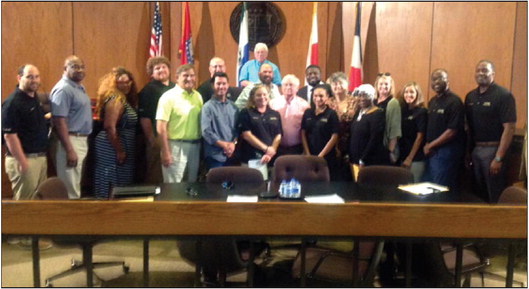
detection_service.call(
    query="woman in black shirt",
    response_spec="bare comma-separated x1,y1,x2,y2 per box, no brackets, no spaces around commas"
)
398,81,427,182
301,84,340,179
349,84,388,180
237,84,282,165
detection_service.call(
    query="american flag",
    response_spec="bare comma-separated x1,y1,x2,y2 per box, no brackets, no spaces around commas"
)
149,2,162,58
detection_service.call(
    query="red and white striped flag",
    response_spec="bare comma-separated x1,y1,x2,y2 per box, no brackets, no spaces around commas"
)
149,2,162,58
179,2,194,64
348,2,362,92
306,2,319,68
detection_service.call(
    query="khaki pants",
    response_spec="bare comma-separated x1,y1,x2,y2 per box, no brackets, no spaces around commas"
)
162,140,200,183
5,155,47,200
56,135,88,199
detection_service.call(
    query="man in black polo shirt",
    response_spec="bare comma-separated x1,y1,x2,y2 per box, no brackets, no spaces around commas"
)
423,69,465,190
465,60,516,203
138,56,175,184
2,64,49,200
196,57,242,103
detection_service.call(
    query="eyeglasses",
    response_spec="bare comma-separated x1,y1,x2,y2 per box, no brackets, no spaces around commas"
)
116,80,132,85
377,72,391,77
68,64,85,70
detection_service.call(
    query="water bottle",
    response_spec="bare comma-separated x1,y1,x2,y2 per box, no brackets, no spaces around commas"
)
291,178,300,198
279,179,287,198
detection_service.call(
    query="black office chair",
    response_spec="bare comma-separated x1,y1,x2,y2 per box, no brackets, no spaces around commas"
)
272,155,330,183
177,167,263,287
36,177,129,287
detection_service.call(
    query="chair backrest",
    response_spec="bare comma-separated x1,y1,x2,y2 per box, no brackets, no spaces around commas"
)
357,165,413,189
273,155,330,183
35,177,69,200
206,166,264,184
498,185,528,204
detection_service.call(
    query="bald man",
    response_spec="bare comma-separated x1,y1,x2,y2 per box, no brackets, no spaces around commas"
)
51,55,92,199
234,63,282,109
196,57,242,103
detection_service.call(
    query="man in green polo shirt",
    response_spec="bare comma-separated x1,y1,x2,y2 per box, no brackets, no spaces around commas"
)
156,64,203,183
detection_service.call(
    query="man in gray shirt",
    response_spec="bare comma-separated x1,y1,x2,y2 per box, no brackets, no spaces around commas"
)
51,55,92,199
201,72,239,169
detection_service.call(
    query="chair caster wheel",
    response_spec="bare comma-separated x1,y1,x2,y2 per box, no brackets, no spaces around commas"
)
44,280,53,287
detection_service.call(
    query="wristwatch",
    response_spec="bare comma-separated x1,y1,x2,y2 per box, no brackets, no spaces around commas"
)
494,156,503,162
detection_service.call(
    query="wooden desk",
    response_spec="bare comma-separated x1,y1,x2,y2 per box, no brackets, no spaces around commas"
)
2,182,527,287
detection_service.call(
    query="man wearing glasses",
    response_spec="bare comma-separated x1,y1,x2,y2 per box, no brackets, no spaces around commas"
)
51,55,92,199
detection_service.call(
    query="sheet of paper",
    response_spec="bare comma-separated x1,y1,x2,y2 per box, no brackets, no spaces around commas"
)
248,159,268,180
304,194,345,204
398,182,449,195
116,196,155,202
227,195,258,203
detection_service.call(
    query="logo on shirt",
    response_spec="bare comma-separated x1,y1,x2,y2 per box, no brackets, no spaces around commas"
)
436,109,444,114
407,116,414,120
483,102,491,107
269,116,278,121
320,118,328,123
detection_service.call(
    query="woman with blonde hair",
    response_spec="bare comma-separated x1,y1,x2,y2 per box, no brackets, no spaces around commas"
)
93,67,138,198
237,84,282,166
374,72,401,164
398,81,427,182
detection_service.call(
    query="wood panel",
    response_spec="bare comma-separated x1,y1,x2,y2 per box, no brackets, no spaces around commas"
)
72,2,153,99
1,2,73,100
511,2,527,130
3,200,526,239
430,2,517,102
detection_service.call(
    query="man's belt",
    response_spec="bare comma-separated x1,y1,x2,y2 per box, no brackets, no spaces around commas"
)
475,141,500,147
69,132,90,137
172,139,201,144
6,152,47,158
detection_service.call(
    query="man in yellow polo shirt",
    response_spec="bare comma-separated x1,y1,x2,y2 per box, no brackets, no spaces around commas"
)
156,64,203,183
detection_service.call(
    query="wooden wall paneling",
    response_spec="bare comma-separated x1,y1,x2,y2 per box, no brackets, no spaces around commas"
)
169,2,181,83
1,2,73,101
511,2,527,130
430,2,517,102
272,2,314,84
1,2,73,199
72,2,152,99
368,2,433,99
324,2,344,79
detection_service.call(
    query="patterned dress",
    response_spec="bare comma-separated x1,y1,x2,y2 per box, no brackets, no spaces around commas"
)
94,96,138,198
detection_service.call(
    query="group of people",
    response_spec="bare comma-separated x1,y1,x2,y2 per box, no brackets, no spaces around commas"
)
2,41,516,205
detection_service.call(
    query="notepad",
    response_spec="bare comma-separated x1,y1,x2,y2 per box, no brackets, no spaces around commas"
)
227,195,258,203
398,182,448,195
304,194,345,204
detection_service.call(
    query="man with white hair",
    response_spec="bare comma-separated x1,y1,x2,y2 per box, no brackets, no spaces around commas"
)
269,74,310,156
197,57,242,103
238,42,282,87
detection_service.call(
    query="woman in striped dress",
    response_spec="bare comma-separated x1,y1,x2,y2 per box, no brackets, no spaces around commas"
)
94,67,138,199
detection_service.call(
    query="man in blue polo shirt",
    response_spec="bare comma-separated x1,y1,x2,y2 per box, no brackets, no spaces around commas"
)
2,64,49,200
51,55,92,199
238,42,282,87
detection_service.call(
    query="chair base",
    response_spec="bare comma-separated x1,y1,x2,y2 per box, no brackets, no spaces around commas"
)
44,259,129,287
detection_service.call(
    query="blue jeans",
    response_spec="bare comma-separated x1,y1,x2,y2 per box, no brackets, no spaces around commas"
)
205,157,227,170
424,142,464,191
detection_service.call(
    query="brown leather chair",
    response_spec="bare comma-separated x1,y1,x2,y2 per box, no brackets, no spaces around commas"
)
178,166,262,286
206,166,264,184
36,177,128,287
498,185,527,204
272,155,330,183
357,165,414,189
